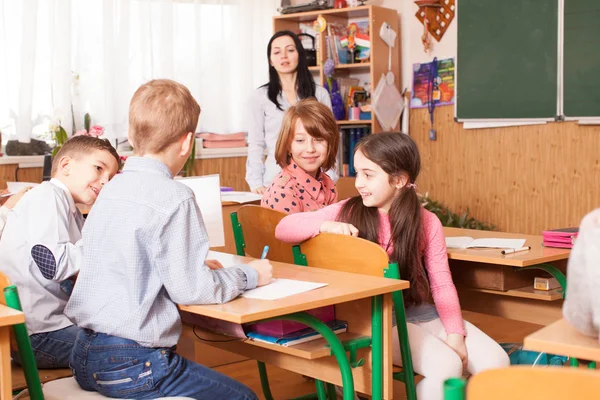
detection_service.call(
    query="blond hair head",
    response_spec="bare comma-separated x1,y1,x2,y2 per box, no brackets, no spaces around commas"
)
128,79,200,154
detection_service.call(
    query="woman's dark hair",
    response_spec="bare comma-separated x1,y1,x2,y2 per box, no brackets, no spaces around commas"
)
262,30,316,111
337,132,428,306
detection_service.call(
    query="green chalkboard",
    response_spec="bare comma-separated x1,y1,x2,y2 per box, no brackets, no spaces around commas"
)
563,0,600,118
457,0,558,119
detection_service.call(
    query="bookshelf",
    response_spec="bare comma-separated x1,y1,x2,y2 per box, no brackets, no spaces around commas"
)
273,5,400,179
273,5,401,134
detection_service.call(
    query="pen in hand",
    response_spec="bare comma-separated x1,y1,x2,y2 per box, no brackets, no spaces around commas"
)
501,246,531,255
261,245,269,260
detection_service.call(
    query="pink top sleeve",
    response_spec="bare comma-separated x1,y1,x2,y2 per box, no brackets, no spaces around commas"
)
275,201,346,243
421,210,466,336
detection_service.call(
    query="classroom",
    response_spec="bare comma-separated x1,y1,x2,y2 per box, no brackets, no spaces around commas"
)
0,0,599,399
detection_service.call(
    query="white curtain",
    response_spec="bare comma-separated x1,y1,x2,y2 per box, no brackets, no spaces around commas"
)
0,0,278,143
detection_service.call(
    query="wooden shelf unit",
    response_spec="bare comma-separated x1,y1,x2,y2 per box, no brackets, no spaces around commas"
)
273,5,401,134
460,285,563,302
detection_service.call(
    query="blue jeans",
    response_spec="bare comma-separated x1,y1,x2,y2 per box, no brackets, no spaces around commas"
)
70,329,258,400
13,324,79,369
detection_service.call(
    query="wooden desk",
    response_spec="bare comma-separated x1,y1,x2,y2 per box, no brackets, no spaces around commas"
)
179,251,409,400
524,319,600,362
444,227,571,267
0,304,25,400
444,228,571,325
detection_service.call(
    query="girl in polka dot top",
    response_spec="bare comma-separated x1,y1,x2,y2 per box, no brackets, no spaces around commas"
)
261,98,339,214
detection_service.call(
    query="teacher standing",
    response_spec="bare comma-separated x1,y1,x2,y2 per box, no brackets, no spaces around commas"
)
246,30,335,194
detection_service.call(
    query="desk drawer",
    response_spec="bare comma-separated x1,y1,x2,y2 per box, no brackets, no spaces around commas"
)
449,261,539,291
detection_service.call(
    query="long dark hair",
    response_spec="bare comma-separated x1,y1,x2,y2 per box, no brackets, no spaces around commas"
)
261,30,316,111
337,132,428,305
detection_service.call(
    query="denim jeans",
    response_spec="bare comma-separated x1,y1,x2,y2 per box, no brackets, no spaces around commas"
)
70,329,258,400
13,324,79,369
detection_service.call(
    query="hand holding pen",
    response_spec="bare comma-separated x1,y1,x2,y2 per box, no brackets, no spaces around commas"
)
248,245,273,287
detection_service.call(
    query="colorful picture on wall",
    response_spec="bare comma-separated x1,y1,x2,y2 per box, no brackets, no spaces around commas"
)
411,57,455,108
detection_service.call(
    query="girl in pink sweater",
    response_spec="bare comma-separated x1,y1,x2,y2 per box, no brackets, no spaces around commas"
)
276,132,508,400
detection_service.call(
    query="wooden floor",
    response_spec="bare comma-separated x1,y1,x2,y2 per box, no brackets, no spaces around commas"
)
214,311,544,400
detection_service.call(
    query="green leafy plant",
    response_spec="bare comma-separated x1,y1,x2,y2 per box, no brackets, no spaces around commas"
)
419,193,495,231
50,122,68,157
183,135,197,177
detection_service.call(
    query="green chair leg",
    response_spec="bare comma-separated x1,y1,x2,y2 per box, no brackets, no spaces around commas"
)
444,377,466,400
325,382,337,399
256,361,275,400
267,312,355,400
385,263,417,400
4,285,45,400
315,380,328,400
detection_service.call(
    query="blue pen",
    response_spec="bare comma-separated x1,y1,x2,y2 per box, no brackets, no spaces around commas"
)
261,245,269,260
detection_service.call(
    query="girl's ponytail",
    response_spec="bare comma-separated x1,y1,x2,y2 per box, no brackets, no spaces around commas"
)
389,185,428,305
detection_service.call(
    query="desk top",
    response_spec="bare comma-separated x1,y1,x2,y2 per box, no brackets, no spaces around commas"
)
443,227,571,267
178,251,409,324
524,319,600,362
0,304,25,327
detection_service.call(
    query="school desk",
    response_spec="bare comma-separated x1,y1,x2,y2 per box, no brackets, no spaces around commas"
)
0,304,25,400
524,319,600,363
179,251,409,400
444,227,571,325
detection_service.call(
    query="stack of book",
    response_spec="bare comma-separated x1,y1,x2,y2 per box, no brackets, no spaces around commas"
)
246,320,348,347
542,227,579,249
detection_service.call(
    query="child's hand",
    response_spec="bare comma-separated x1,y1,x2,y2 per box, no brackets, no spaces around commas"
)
319,221,359,237
251,186,266,195
446,334,468,372
205,259,224,270
248,259,273,287
1,187,31,209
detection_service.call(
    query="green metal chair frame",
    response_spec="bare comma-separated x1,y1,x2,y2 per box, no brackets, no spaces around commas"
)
231,211,353,400
4,285,45,400
292,244,417,400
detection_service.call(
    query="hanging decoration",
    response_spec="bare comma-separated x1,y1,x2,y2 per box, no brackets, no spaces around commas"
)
414,0,455,51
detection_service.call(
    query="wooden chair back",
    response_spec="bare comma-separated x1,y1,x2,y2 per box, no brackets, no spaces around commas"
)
296,233,390,277
0,271,9,305
462,366,600,399
233,205,295,263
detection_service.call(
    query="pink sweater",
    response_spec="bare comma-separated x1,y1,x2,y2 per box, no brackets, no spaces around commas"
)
275,200,466,336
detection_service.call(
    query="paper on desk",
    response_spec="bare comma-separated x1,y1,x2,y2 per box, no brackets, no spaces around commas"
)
6,181,39,194
177,175,225,247
221,191,262,204
241,278,328,300
446,237,526,249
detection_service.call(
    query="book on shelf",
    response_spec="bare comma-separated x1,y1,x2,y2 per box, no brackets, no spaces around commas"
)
246,319,348,347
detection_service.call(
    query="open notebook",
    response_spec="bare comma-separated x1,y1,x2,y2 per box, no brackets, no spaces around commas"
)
446,236,526,250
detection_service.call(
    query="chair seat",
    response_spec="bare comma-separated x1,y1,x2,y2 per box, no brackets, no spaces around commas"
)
11,364,72,391
43,376,194,399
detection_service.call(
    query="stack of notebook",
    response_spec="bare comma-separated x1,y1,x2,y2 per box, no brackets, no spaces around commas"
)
198,132,246,148
246,320,347,347
542,227,579,249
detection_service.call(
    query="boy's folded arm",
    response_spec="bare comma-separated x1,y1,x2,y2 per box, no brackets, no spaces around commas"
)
27,193,81,281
